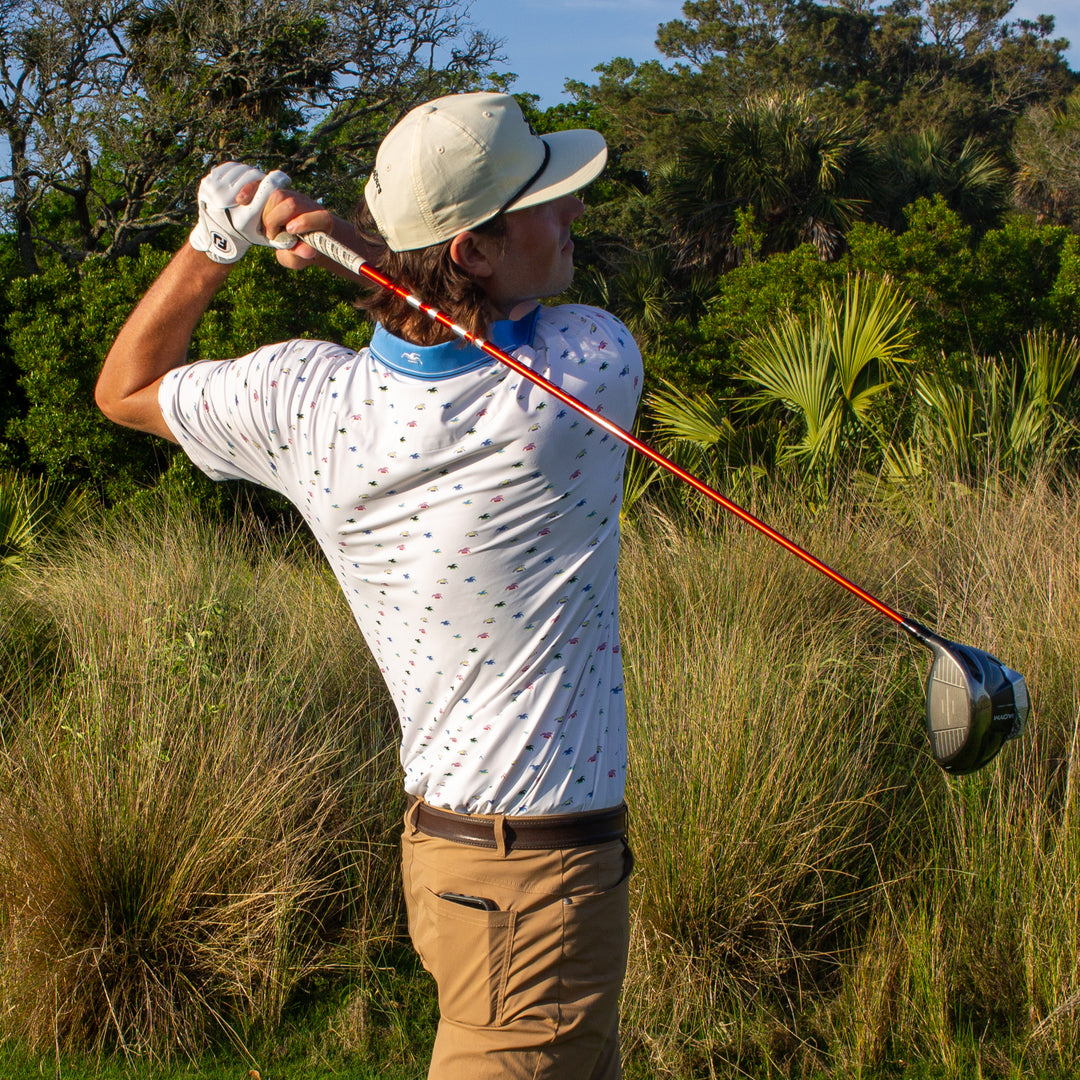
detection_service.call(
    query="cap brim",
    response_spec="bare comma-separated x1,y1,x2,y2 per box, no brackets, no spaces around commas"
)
503,129,608,213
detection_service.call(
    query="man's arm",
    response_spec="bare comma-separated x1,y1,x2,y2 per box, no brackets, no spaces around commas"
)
94,244,231,441
96,174,374,441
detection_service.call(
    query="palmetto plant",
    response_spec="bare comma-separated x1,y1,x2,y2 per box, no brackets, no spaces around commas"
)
1009,331,1080,470
574,252,675,340
737,276,914,485
573,248,721,349
638,377,782,516
0,470,90,570
911,330,1080,481
878,129,1008,231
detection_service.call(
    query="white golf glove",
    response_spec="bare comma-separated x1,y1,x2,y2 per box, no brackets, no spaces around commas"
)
189,162,298,264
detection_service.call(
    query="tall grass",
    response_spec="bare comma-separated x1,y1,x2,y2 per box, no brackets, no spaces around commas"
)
0,501,401,1060
0,474,1077,1076
618,473,1080,1078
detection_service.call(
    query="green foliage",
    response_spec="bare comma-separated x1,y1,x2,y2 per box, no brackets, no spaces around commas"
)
630,211,1080,506
653,92,878,269
0,239,24,469
4,250,370,503
0,469,92,569
1013,86,1080,226
601,204,1080,514
967,220,1079,356
738,275,914,483
5,249,174,502
565,0,1076,288
847,200,1078,362
846,196,978,361
574,0,1077,208
873,129,1010,233
910,330,1080,482
1008,330,1080,471
637,378,779,515
1050,233,1080,324
696,242,845,380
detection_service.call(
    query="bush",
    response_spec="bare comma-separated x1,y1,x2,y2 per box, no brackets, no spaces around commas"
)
4,250,371,503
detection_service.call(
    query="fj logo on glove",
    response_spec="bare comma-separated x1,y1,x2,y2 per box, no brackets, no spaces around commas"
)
188,163,294,265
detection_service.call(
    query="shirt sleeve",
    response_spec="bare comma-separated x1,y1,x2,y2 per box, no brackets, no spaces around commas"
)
158,339,353,492
590,307,644,426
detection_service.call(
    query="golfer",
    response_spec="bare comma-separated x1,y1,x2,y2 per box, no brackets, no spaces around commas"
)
96,92,642,1079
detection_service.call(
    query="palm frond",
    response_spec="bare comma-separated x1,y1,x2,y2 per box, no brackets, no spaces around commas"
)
826,276,914,425
646,379,734,449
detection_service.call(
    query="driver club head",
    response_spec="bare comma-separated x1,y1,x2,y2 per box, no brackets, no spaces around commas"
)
902,620,1029,774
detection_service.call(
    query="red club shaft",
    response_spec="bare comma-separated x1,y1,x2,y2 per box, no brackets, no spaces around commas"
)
303,230,907,628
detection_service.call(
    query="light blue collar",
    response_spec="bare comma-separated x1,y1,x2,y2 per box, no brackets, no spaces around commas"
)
369,306,541,380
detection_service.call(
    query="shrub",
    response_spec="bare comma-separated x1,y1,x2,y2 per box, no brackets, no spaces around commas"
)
4,250,370,504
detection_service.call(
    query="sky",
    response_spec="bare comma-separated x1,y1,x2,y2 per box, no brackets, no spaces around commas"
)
465,0,1080,107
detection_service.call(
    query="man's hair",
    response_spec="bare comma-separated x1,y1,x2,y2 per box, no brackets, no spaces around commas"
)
353,202,506,346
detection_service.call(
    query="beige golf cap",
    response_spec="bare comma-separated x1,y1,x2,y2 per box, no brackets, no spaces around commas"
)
365,92,607,252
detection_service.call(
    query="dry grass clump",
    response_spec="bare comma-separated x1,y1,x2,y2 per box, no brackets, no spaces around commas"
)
0,502,400,1061
619,493,926,1075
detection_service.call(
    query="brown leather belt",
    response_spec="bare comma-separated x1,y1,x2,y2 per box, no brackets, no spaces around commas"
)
406,796,627,851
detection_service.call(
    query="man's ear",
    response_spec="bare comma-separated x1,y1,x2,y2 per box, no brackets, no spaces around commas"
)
450,230,496,279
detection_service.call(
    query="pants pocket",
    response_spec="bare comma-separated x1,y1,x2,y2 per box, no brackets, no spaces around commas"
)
410,887,517,1028
500,846,633,1033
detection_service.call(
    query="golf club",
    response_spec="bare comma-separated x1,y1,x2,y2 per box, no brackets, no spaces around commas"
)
300,228,1029,775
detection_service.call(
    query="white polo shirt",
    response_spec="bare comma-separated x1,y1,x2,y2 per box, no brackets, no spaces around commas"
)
160,304,642,815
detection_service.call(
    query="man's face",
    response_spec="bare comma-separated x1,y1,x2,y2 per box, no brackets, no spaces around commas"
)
471,194,586,321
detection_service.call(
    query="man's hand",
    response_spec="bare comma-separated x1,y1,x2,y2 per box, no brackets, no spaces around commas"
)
189,162,296,264
260,187,336,268
260,187,376,283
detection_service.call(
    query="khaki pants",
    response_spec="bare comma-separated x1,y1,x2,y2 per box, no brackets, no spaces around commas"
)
401,805,633,1080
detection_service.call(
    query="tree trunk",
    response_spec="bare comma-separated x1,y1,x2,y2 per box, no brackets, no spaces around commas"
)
8,131,40,276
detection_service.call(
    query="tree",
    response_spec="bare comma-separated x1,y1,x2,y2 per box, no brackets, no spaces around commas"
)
1012,87,1080,227
572,0,1076,181
653,92,878,269
874,128,1009,232
0,0,502,271
0,0,133,274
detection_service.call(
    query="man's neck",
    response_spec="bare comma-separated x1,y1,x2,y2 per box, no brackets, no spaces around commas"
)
487,299,541,325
